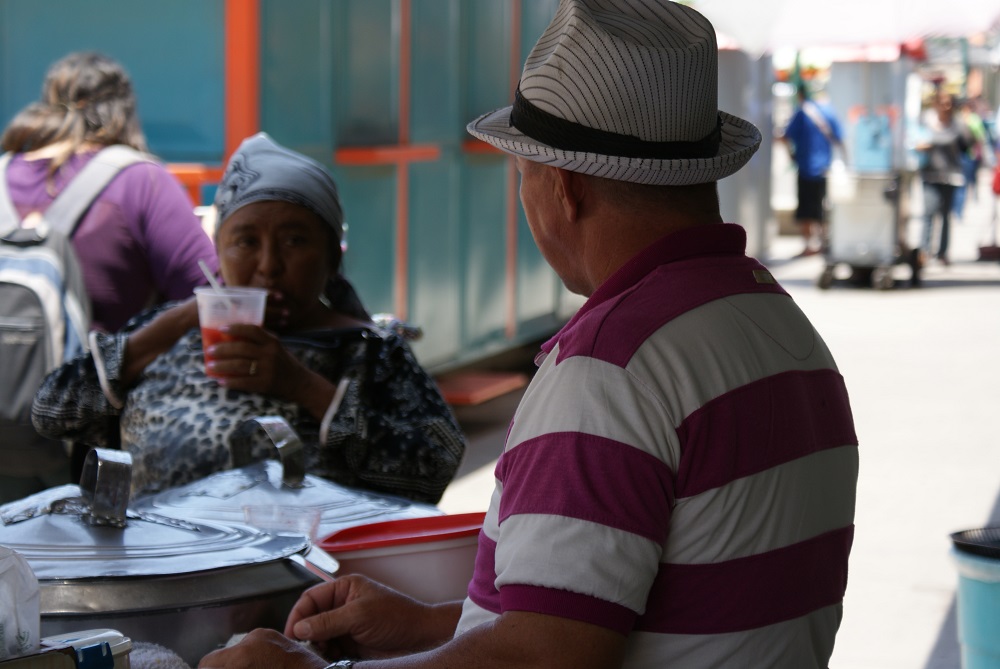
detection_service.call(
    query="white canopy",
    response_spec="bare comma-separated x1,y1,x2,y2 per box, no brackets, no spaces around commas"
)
691,0,1000,54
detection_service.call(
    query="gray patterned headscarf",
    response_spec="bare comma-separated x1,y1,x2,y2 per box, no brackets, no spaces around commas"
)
214,132,344,242
213,132,369,321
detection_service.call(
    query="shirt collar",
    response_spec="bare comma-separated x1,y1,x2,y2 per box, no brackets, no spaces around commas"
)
540,223,747,357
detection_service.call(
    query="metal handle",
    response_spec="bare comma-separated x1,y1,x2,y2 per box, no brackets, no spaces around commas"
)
290,547,339,583
230,416,306,487
79,448,133,527
372,313,423,341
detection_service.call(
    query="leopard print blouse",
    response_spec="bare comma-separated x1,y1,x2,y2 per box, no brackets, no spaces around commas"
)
32,305,466,504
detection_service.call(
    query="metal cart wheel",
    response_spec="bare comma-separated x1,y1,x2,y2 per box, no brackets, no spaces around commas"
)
908,248,922,288
817,266,835,290
872,267,894,291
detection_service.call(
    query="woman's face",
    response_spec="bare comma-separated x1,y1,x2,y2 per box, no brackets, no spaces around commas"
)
216,200,335,331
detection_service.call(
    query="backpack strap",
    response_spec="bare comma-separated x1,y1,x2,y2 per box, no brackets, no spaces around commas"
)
802,101,835,144
44,145,151,237
0,153,23,237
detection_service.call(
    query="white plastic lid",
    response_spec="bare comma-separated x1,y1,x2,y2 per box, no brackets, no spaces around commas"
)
42,629,133,656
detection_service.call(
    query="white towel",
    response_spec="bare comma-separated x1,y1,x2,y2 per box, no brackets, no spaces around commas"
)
130,641,193,669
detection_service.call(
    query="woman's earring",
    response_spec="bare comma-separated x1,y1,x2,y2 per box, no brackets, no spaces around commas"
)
319,294,333,309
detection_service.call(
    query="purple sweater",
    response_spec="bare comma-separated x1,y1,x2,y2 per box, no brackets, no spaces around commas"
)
5,150,218,332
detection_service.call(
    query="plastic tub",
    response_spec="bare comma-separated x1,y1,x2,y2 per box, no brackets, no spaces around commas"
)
951,527,1000,669
319,512,485,603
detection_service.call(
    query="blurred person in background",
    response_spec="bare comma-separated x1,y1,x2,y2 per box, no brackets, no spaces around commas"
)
951,97,988,220
1,51,216,334
780,84,845,257
0,51,216,501
915,90,972,267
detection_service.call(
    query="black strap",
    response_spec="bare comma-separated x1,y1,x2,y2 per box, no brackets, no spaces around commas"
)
509,86,722,160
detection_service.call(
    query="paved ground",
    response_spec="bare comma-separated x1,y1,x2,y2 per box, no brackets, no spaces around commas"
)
437,175,1000,669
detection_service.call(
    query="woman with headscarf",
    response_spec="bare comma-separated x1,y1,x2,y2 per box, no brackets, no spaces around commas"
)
31,133,466,504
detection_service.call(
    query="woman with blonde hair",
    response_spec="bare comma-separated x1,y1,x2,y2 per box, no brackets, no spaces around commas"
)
1,52,216,500
1,51,216,333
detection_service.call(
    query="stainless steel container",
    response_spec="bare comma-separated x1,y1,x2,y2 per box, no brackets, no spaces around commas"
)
134,416,441,539
0,449,331,667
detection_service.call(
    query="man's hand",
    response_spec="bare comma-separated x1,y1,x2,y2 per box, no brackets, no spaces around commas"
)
197,629,327,669
286,575,462,660
198,575,625,669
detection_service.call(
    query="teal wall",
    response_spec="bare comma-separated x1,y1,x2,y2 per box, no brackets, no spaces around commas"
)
0,0,224,162
0,0,569,371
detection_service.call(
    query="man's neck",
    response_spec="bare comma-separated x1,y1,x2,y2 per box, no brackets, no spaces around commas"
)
579,209,721,295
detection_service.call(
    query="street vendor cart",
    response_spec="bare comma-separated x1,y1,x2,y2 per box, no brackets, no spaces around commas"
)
818,169,921,290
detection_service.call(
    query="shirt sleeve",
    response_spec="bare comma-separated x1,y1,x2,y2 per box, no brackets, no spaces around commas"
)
784,109,804,144
123,162,219,301
487,357,675,633
320,331,467,504
31,306,164,445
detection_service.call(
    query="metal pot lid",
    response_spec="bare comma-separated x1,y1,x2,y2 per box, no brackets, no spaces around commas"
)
0,449,309,581
135,416,441,537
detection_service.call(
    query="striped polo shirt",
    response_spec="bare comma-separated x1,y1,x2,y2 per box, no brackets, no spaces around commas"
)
456,223,858,668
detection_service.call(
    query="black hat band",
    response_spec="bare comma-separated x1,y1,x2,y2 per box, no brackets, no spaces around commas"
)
509,86,722,161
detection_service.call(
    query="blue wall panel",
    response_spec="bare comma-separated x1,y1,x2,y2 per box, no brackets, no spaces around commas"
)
459,158,509,351
340,1,397,146
334,167,398,318
261,0,335,163
407,0,463,365
411,0,461,143
410,157,461,364
456,0,516,356
0,0,224,162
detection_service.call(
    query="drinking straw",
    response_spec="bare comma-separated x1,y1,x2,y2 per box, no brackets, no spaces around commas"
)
198,259,223,291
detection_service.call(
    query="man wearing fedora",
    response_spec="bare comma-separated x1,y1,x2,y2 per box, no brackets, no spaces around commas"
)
200,2,859,668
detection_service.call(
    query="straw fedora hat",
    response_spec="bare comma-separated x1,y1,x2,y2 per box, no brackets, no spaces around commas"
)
466,0,762,186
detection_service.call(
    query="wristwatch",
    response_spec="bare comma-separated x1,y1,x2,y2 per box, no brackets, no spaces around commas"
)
324,662,355,669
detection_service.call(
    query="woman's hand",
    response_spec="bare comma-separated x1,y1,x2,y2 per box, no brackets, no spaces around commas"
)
122,298,200,386
204,323,337,420
205,323,300,396
263,290,291,331
285,575,462,661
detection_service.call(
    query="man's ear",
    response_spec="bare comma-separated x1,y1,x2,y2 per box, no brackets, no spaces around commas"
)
554,167,585,224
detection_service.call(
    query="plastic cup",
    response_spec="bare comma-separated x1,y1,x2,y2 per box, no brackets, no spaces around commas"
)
242,505,322,542
194,286,267,378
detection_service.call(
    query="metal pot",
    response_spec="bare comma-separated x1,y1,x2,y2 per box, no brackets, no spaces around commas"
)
134,416,441,538
0,448,333,667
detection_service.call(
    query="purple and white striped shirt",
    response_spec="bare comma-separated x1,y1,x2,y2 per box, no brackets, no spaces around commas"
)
456,223,858,668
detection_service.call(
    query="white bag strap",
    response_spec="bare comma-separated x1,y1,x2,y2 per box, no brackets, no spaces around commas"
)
0,153,22,237
44,145,151,236
802,101,835,143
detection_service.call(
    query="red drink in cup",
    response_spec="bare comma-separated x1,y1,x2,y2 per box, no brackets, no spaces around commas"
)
194,286,267,378
201,327,238,369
